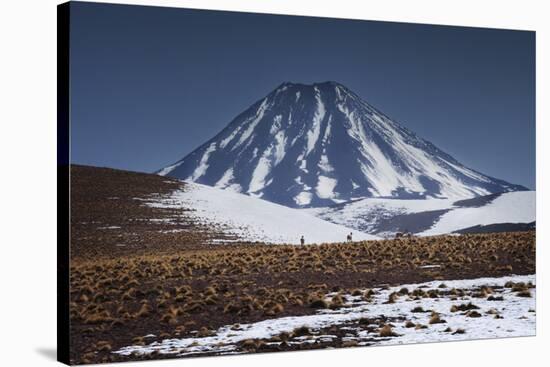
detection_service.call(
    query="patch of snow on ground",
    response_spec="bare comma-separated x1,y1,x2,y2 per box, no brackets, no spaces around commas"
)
421,191,535,235
307,191,535,236
306,197,457,234
114,274,535,357
147,182,378,244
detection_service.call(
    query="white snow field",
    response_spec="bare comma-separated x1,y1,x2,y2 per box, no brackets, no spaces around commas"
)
420,191,535,235
114,274,535,357
146,181,379,244
307,191,535,236
306,196,457,234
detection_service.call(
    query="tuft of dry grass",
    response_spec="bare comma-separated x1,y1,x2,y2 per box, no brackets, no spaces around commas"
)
451,302,479,312
516,290,532,298
398,287,409,295
309,298,328,309
429,312,446,324
411,306,426,313
466,310,482,318
405,320,416,328
292,326,311,337
329,294,345,309
351,289,362,296
96,341,112,352
379,324,398,337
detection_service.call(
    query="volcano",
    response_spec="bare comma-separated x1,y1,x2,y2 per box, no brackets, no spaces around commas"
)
158,81,526,208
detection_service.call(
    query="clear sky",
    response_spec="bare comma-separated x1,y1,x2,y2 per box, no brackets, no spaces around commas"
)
69,1,535,189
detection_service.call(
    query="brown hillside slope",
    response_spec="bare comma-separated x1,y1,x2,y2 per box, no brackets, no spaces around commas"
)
70,165,235,259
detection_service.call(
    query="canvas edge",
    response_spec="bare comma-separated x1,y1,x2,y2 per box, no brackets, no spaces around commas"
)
57,1,71,365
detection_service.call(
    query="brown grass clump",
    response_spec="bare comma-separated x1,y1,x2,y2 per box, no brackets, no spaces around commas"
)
309,298,329,309
364,289,376,297
342,340,359,347
265,303,284,316
351,289,363,296
160,313,176,325
411,288,426,298
473,285,493,298
466,310,482,318
277,331,291,342
427,289,439,298
121,290,134,301
405,320,416,328
329,294,345,309
292,326,311,337
223,302,239,314
496,264,513,272
135,303,152,318
385,292,399,304
185,301,204,313
452,302,479,312
411,306,426,313
197,326,214,337
429,312,446,324
96,341,112,352
204,286,217,296
512,282,528,292
516,290,532,298
84,311,113,325
379,324,398,337
239,338,265,351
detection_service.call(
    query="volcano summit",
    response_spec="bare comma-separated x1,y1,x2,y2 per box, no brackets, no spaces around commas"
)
158,82,526,208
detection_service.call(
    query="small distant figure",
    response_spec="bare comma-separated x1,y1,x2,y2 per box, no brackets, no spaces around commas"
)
395,232,404,239
300,235,305,245
400,229,413,238
347,232,353,242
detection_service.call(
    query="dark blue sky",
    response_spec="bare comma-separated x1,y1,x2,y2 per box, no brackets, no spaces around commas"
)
70,1,535,189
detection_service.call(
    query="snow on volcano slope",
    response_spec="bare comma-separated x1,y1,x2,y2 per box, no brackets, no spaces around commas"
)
147,181,379,244
420,191,535,236
307,191,535,236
